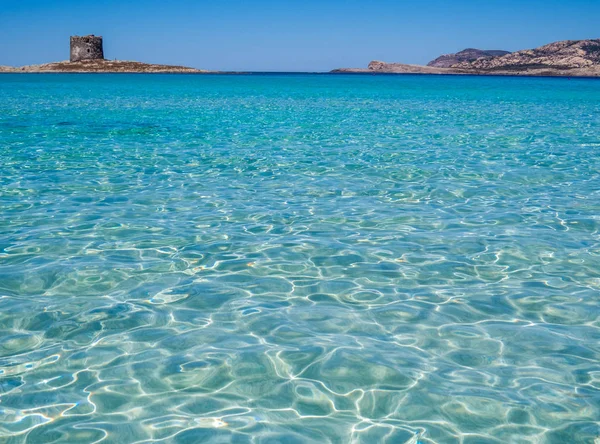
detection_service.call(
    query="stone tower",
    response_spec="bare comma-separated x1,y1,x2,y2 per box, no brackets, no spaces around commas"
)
70,35,104,62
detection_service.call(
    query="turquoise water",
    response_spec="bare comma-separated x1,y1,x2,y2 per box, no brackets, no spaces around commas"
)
1,73,600,443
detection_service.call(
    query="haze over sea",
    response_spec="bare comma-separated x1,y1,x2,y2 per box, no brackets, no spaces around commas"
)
1,73,599,443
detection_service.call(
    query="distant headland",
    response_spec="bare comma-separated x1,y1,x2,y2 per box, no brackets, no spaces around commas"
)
332,39,600,77
0,35,212,73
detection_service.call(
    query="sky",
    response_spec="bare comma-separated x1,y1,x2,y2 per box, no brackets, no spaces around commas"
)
1,0,599,72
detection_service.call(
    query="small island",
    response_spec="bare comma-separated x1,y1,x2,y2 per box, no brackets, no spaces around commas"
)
0,35,212,73
332,39,600,77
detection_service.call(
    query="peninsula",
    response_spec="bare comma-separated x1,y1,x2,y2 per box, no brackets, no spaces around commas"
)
0,35,211,74
332,39,600,77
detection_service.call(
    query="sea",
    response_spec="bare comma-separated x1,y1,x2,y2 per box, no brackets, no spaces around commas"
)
1,73,599,443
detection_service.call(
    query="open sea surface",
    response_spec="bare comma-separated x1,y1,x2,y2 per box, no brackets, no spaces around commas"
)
1,73,600,443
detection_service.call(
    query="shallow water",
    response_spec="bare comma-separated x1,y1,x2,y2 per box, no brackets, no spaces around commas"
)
1,73,599,443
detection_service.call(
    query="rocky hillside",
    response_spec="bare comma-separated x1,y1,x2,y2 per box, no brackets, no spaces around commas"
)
427,48,510,68
452,39,600,71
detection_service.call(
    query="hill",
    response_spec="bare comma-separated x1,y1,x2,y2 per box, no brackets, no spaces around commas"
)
427,48,511,68
452,39,600,71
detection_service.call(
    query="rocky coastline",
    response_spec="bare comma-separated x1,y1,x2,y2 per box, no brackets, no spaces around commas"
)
332,39,600,77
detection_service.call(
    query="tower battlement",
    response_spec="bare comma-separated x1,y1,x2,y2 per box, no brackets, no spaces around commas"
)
70,35,104,62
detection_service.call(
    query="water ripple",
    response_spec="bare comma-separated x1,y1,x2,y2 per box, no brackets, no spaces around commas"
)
1,74,600,443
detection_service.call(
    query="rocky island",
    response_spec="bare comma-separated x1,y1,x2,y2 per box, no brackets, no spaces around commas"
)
0,60,210,74
332,39,600,77
0,35,211,74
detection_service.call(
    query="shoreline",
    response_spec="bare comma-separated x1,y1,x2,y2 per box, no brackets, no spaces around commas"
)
3,38,600,78
0,59,215,74
2,71,600,79
331,65,600,78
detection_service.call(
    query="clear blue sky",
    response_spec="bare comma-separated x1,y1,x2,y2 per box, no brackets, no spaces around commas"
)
1,0,599,71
